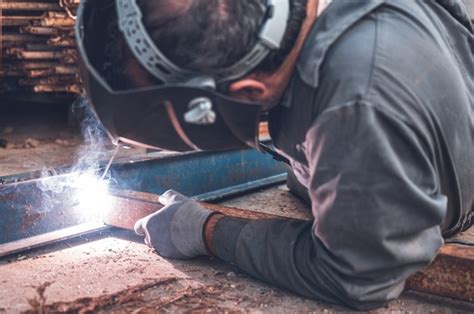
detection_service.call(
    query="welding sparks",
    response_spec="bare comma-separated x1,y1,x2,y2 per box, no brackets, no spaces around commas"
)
72,172,114,221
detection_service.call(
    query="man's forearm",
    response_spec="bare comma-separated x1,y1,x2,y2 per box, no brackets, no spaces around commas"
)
203,208,281,258
201,214,420,311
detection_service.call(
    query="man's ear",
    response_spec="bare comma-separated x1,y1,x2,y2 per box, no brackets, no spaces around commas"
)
228,79,268,102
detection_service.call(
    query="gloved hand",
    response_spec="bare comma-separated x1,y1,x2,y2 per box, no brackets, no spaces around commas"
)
134,190,213,259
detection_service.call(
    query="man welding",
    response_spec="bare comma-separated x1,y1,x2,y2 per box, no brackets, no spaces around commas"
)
75,0,474,310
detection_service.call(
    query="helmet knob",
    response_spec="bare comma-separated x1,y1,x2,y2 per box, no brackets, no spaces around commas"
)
184,97,217,125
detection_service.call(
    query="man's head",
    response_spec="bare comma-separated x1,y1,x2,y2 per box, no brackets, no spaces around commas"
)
103,0,315,107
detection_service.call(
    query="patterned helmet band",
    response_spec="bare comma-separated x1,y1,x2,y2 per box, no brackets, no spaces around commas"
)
116,0,290,84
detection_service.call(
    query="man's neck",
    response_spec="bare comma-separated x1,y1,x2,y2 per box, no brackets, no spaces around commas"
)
257,0,320,107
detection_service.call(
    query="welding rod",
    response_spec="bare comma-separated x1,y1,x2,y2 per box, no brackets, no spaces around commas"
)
101,143,122,180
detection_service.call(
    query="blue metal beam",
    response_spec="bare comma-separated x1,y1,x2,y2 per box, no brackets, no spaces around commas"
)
0,149,286,248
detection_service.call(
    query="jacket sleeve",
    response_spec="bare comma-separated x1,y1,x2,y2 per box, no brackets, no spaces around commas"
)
211,101,447,310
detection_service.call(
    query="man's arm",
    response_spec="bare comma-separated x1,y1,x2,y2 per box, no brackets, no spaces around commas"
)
206,101,446,310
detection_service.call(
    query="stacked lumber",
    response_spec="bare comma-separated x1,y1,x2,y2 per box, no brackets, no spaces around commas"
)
0,0,81,102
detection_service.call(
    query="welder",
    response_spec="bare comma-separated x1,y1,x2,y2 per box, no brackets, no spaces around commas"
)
75,0,474,310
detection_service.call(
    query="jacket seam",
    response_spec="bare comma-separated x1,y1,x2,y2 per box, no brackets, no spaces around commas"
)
363,10,379,101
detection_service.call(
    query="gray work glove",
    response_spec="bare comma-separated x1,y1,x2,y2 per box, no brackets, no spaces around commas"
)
134,190,213,259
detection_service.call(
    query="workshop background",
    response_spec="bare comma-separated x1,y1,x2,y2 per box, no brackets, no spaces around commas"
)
0,0,473,175
0,1,473,313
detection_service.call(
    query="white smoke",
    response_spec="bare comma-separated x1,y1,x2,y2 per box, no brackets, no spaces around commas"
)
72,96,110,175
36,96,117,220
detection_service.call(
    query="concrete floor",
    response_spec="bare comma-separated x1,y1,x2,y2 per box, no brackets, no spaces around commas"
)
0,110,146,177
1,187,473,313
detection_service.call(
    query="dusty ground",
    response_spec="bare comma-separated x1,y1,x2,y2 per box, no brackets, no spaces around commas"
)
0,109,146,177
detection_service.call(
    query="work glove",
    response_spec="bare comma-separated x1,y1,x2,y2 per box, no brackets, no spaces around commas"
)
134,190,212,260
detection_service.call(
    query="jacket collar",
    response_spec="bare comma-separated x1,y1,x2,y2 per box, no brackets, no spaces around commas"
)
296,0,385,89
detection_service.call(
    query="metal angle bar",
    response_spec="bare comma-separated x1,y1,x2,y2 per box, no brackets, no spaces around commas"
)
406,244,474,302
105,189,289,231
0,149,287,252
194,173,287,202
0,222,108,258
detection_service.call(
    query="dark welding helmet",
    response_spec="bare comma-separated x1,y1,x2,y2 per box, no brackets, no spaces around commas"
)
75,0,290,151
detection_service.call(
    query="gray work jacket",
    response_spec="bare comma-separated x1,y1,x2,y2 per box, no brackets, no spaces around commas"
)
213,0,474,310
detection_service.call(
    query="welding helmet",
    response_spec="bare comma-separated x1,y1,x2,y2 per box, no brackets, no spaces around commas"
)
75,0,290,151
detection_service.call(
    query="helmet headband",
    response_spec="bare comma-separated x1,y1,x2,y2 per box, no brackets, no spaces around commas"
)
116,0,290,83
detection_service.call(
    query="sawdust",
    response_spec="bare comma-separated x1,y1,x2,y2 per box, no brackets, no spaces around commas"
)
23,278,179,314
22,277,246,314
131,283,237,313
27,281,53,314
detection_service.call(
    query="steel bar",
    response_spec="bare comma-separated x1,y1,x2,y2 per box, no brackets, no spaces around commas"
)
0,222,107,258
106,190,284,231
106,190,474,303
0,149,287,249
406,245,474,302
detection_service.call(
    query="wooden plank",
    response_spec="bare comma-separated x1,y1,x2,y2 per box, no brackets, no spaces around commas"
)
0,3,61,11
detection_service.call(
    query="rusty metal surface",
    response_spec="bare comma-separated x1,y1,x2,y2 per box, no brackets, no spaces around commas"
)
106,190,288,231
0,148,287,254
0,0,81,100
0,222,107,257
406,244,474,303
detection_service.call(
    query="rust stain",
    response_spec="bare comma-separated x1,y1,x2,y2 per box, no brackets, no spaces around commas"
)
406,244,474,302
20,204,45,232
